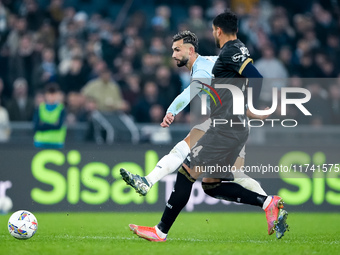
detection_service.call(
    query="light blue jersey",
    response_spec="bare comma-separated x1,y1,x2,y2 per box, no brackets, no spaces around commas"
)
167,55,218,116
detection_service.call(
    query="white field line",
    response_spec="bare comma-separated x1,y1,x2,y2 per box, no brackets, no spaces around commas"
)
0,234,338,245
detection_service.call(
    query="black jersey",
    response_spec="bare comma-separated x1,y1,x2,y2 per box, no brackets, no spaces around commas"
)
211,39,253,132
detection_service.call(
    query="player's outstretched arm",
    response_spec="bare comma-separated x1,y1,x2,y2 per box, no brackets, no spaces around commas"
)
163,69,212,127
163,83,198,127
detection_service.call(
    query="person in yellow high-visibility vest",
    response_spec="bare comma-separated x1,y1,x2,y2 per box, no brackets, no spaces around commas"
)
33,83,66,148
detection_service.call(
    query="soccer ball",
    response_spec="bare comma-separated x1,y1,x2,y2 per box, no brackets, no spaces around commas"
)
8,210,38,239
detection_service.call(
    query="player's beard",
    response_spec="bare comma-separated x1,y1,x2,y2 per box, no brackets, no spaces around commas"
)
176,57,189,67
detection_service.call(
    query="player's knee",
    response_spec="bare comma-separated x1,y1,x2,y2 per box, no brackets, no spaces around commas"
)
233,157,244,170
170,141,190,160
202,182,220,196
167,168,196,207
183,135,190,147
202,177,221,183
178,166,196,183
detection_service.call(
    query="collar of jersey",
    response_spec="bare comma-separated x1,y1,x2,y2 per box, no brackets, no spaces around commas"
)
222,39,239,49
190,54,201,76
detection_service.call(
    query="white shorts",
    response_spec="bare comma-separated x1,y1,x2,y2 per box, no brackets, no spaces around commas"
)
192,118,246,159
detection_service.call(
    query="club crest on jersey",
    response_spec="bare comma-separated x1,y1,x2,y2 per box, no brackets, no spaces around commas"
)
232,47,250,62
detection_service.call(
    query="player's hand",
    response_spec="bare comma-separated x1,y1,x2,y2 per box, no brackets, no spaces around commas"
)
160,113,174,128
246,107,271,120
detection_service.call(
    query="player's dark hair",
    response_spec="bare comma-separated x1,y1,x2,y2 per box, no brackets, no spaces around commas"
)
213,9,238,34
172,31,198,52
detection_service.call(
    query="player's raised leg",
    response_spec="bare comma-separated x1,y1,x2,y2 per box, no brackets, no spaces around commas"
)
120,128,204,196
145,128,204,186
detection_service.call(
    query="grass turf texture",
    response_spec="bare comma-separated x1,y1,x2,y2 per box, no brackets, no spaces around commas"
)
0,212,339,255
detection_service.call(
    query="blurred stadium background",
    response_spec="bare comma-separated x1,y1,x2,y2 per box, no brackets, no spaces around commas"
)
0,0,340,215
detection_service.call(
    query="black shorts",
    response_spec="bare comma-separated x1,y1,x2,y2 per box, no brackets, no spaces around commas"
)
190,128,248,178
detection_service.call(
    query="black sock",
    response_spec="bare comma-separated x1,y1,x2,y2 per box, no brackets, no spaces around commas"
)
202,182,267,207
157,167,195,234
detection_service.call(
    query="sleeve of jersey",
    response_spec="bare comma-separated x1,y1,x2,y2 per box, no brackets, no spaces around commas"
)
242,62,263,108
221,46,253,75
166,69,211,116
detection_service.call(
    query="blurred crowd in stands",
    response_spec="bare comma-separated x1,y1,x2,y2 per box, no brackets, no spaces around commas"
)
0,0,339,137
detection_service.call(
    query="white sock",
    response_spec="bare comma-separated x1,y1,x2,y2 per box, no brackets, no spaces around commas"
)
262,196,272,210
155,225,167,239
145,141,190,186
232,170,267,196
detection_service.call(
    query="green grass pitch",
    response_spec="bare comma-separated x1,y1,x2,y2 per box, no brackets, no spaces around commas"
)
1,212,339,255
